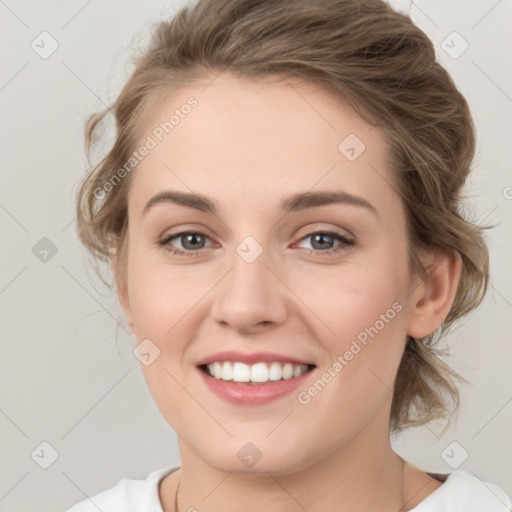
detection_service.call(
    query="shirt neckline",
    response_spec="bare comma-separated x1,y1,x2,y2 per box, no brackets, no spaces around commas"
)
150,466,452,511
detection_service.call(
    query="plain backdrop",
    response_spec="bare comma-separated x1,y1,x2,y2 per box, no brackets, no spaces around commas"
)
0,1,511,511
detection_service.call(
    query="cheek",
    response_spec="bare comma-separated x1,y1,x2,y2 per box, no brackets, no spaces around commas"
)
294,255,408,342
294,255,409,409
127,232,410,353
127,245,200,336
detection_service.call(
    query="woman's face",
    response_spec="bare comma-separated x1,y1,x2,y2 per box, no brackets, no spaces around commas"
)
119,74,423,474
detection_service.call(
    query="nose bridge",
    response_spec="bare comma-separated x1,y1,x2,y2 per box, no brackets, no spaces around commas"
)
210,234,287,331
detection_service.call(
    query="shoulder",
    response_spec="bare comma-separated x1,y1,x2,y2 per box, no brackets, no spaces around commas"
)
65,466,179,512
412,470,512,512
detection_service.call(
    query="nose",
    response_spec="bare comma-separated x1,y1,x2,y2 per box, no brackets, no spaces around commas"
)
209,243,289,334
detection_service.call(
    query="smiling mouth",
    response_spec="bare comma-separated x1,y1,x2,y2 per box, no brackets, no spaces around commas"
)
199,361,316,384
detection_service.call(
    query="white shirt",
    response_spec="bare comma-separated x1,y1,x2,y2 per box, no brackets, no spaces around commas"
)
66,465,512,512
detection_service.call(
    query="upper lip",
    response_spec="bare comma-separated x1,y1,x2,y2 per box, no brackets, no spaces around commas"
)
196,351,315,367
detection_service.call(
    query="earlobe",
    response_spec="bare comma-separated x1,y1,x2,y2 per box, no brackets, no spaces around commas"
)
407,250,462,339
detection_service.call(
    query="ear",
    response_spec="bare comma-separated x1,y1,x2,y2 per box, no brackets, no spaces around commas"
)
407,249,462,339
110,244,134,332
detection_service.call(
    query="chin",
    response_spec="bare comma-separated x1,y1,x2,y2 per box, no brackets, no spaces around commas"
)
190,435,316,476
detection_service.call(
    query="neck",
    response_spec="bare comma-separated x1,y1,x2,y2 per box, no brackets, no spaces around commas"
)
170,418,410,512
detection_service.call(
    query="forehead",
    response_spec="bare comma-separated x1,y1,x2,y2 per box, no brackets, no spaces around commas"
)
130,74,398,216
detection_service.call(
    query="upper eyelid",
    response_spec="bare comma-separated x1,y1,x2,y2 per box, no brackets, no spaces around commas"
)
160,229,215,244
155,216,357,239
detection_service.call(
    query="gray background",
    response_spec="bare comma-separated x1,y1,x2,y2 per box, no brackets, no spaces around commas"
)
0,1,511,511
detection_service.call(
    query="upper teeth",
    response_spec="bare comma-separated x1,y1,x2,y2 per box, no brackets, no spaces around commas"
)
206,362,309,383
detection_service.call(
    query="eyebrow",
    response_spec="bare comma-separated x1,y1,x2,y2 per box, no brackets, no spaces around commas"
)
142,190,378,217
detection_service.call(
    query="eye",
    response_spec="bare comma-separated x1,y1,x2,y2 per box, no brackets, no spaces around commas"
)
157,229,355,258
157,231,214,257
295,230,355,256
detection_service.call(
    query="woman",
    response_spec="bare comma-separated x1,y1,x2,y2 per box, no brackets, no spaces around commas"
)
66,0,511,510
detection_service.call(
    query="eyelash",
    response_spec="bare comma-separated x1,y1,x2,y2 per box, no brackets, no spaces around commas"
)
157,229,355,258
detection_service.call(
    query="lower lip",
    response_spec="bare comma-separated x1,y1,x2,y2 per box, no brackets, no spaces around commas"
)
198,367,314,405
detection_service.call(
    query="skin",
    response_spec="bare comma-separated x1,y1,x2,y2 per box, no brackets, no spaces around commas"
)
113,73,461,511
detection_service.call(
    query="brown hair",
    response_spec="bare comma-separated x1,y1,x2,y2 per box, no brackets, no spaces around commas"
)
76,0,489,432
